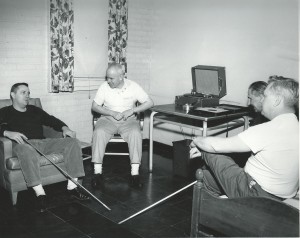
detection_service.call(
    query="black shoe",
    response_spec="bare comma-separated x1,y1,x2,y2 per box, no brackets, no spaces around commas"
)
129,175,143,188
35,195,47,213
91,174,104,189
68,188,90,201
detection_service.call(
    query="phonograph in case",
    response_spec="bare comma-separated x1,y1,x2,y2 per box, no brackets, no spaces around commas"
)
175,65,226,108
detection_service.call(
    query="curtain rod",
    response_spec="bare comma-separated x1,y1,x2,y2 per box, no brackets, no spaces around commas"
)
74,76,105,79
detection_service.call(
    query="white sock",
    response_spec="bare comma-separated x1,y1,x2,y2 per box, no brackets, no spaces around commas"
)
32,184,46,197
131,163,140,176
94,163,102,174
67,178,78,190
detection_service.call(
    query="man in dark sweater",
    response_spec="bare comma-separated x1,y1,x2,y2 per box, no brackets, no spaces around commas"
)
0,83,89,212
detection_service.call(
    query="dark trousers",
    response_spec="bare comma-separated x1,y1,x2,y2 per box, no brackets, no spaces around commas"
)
13,138,85,187
201,151,282,200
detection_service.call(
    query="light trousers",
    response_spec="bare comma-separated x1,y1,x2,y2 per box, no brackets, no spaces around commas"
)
92,116,142,164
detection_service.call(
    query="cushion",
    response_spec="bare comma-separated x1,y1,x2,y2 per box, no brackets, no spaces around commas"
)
6,153,64,170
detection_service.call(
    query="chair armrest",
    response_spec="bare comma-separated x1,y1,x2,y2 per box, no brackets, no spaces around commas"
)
0,137,13,160
0,137,13,182
137,111,144,130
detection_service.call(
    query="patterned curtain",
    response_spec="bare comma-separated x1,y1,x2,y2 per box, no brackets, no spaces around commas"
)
108,0,128,73
50,0,74,92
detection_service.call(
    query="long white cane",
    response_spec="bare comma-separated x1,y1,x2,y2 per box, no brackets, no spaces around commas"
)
24,138,111,211
118,181,197,224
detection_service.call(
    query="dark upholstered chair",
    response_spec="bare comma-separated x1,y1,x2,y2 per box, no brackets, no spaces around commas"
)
0,98,68,205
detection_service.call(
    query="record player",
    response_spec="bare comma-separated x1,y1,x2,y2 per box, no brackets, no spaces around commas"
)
175,65,226,108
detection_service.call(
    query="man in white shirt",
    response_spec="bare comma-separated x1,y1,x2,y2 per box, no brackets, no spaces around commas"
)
91,63,154,188
190,76,299,199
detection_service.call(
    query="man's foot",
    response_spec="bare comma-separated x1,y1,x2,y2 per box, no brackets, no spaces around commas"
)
91,174,104,189
35,195,47,213
68,188,90,201
129,175,143,188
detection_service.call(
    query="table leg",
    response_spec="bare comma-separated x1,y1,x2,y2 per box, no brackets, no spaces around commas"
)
202,121,207,137
149,111,158,173
243,116,249,130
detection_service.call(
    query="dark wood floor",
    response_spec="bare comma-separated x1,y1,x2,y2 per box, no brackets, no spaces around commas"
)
0,142,194,238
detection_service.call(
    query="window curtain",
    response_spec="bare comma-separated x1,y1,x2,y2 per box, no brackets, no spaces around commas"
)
50,0,74,92
108,0,128,73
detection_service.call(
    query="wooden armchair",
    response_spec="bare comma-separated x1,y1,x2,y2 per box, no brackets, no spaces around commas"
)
0,98,68,205
190,169,299,237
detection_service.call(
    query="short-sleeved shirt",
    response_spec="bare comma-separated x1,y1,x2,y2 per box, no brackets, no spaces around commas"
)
94,79,150,112
238,113,299,198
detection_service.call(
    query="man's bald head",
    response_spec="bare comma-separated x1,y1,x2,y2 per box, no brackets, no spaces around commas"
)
106,63,125,89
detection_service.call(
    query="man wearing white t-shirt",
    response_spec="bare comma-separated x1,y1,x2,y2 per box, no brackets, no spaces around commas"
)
190,76,298,200
91,63,154,188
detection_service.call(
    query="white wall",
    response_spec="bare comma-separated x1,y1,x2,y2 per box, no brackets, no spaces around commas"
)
149,0,298,105
0,0,48,96
131,0,298,145
74,0,108,77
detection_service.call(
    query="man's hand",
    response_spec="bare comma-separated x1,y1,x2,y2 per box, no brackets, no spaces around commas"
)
4,131,28,144
190,147,202,159
189,141,202,158
62,126,76,138
122,109,134,120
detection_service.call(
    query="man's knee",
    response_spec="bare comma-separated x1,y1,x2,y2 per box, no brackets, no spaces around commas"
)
93,127,108,138
14,143,35,155
128,127,142,139
61,137,78,148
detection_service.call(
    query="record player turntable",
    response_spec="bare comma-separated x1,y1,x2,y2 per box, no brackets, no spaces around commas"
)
175,65,226,108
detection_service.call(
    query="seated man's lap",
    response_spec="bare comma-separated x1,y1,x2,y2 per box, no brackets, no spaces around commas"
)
13,138,80,158
118,117,141,135
94,116,118,135
201,152,258,198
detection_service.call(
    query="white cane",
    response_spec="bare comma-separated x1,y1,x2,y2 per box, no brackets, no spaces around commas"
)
24,138,111,211
118,181,197,224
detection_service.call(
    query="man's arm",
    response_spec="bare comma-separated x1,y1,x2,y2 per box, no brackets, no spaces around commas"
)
0,107,28,143
122,97,154,120
62,126,76,138
133,98,154,113
91,101,123,121
191,135,251,153
38,107,67,131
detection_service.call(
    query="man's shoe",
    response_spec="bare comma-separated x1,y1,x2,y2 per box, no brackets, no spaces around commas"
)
91,174,104,189
35,195,47,213
68,188,90,201
129,175,143,188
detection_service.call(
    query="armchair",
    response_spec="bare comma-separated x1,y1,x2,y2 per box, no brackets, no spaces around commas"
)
0,98,68,205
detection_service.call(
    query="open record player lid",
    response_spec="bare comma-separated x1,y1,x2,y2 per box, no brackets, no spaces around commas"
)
191,65,227,98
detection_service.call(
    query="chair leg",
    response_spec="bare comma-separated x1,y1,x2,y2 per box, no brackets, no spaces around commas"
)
9,191,18,206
